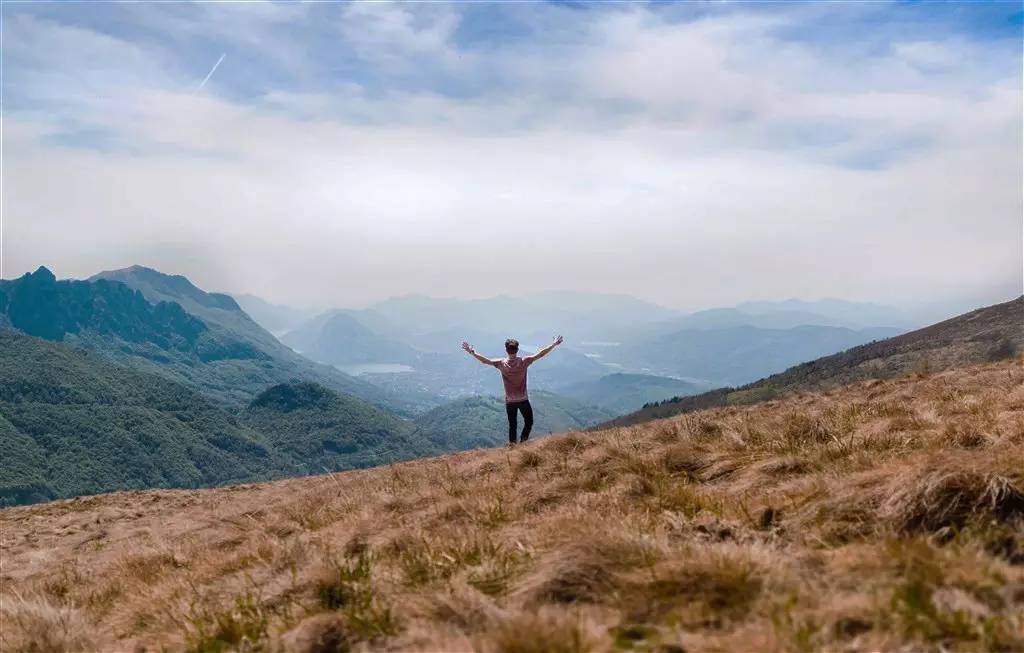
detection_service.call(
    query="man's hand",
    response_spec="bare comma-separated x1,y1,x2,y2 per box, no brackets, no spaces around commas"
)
553,335,563,347
461,341,474,354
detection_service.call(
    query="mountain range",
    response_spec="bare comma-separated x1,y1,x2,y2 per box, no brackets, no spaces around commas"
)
734,297,914,329
602,295,1023,428
608,323,902,385
4,263,1015,508
268,291,908,395
0,268,616,505
0,266,412,412
0,327,610,505
281,311,611,402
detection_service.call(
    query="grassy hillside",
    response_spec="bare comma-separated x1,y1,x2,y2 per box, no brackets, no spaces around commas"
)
0,331,288,506
560,373,707,414
2,359,1020,652
411,391,613,450
605,296,1023,428
0,331,611,506
241,382,430,473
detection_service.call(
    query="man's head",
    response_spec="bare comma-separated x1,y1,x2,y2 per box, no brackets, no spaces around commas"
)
505,338,519,356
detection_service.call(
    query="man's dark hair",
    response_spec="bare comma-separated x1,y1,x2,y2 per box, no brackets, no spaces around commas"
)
505,338,519,354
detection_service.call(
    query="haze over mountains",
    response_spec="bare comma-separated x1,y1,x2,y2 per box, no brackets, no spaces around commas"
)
260,289,908,396
233,294,320,336
1,263,1019,508
605,295,1024,428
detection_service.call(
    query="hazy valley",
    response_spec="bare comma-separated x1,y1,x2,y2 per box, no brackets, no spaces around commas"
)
3,264,1018,510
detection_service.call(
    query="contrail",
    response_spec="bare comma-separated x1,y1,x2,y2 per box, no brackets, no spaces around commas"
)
196,53,226,92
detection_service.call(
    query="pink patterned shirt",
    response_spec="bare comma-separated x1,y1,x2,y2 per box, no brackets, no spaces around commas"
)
493,355,536,403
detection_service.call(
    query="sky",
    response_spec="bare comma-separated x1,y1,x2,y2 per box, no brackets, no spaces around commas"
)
2,1,1022,311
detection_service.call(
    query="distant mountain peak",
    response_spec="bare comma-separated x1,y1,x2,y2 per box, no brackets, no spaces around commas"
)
91,266,241,313
29,266,57,283
105,264,191,285
124,264,158,273
0,268,207,345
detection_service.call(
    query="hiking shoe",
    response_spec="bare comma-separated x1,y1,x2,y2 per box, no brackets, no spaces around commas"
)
505,442,516,449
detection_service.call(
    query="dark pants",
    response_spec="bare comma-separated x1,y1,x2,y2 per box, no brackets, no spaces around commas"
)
505,399,534,444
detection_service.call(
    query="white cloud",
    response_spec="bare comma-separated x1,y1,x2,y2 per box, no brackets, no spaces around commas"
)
339,2,465,72
2,4,1020,311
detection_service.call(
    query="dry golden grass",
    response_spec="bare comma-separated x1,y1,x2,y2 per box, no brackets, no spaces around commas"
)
1,358,1022,652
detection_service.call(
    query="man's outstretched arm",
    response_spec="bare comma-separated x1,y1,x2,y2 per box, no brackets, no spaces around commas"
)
462,341,498,367
526,335,563,363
